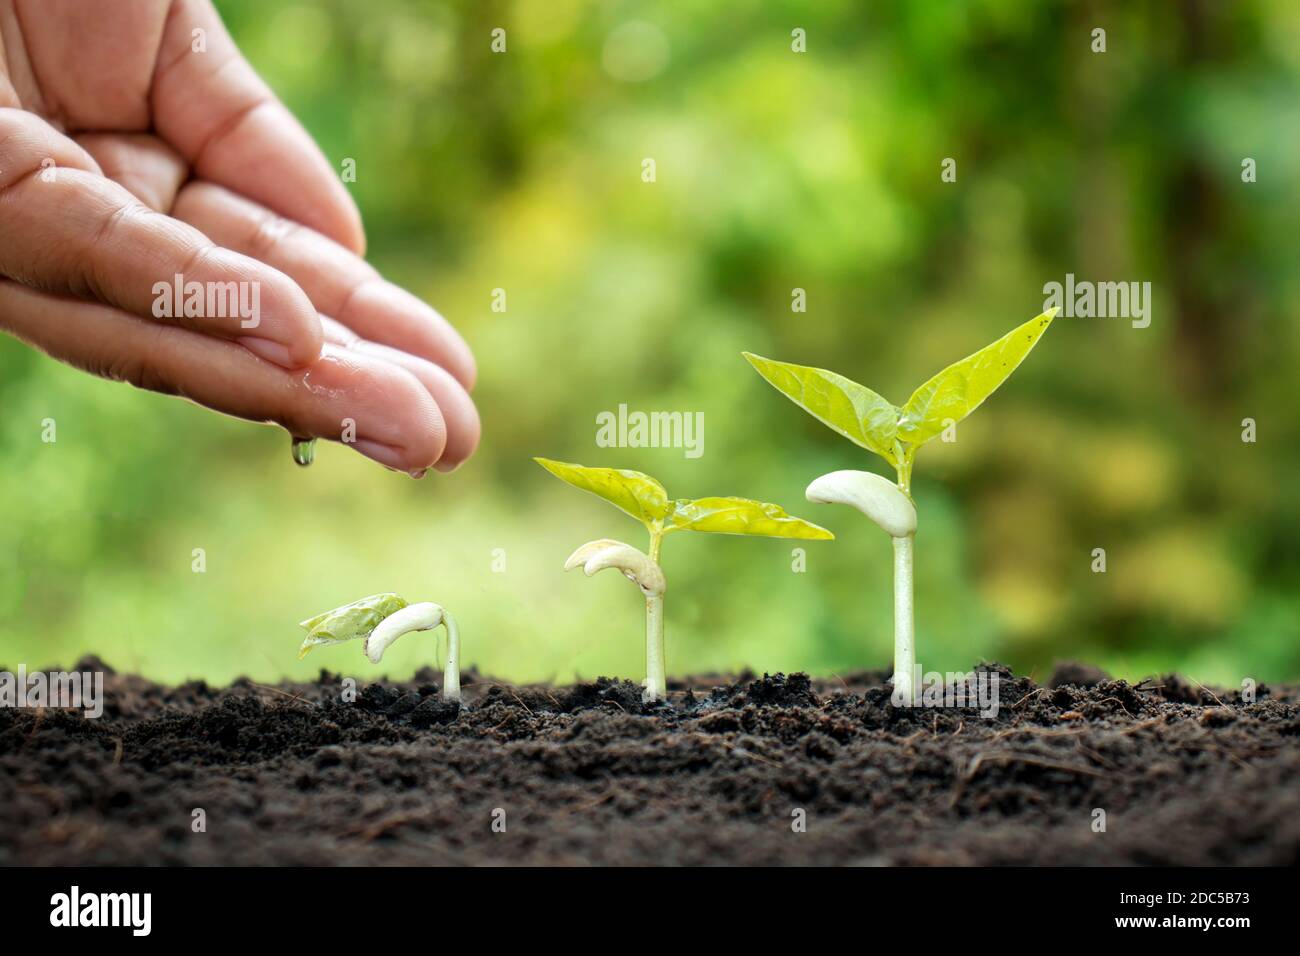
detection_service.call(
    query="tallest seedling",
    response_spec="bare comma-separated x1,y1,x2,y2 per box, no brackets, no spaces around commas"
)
745,308,1056,704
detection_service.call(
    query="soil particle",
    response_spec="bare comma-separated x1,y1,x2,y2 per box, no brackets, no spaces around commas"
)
1047,661,1110,689
2,658,1298,865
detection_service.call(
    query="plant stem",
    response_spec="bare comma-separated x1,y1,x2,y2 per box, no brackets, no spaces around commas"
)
442,612,461,703
892,534,916,705
644,527,666,703
644,592,666,703
893,447,916,706
896,447,914,497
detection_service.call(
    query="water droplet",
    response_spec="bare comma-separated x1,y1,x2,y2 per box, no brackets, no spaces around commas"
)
291,437,317,467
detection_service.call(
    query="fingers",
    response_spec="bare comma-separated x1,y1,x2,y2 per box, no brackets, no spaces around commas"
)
172,181,477,389
321,318,480,471
0,280,448,473
74,132,189,212
0,108,322,367
150,0,365,254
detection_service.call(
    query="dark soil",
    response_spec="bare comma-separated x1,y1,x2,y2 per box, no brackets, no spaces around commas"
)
3,658,1298,865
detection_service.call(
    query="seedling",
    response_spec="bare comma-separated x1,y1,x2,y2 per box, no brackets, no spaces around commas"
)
745,308,1057,705
535,458,833,703
297,593,463,702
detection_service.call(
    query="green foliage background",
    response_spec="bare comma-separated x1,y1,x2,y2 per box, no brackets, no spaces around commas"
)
3,0,1298,687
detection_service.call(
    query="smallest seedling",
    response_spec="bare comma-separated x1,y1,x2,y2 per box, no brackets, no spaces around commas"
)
297,593,463,702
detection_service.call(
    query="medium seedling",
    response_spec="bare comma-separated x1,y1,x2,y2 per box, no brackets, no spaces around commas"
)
297,593,463,701
535,458,833,703
745,308,1056,704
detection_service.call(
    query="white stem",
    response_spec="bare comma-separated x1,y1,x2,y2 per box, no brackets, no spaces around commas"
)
892,534,916,706
364,602,461,704
644,592,666,703
441,611,460,703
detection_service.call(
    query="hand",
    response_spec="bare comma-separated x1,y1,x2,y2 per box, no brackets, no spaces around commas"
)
0,0,478,475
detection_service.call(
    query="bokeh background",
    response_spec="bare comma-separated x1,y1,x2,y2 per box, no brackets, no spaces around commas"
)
2,0,1298,687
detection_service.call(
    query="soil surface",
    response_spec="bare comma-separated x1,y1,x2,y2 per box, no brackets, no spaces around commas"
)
2,659,1298,865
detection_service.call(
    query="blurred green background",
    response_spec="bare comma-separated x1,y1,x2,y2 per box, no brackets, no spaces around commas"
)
3,0,1298,687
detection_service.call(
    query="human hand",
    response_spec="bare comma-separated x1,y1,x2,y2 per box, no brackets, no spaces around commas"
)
0,0,478,475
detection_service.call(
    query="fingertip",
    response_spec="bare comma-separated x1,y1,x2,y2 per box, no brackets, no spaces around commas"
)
237,326,321,369
267,105,367,256
237,336,296,368
342,282,476,390
314,167,366,256
203,249,323,366
342,340,479,472
292,315,326,367
360,362,447,471
433,374,481,470
294,348,448,471
352,439,408,471
272,311,324,368
433,311,476,392
455,343,478,393
333,189,366,257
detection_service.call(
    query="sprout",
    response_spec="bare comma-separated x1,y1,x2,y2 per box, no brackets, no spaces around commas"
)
746,308,1056,705
298,592,463,702
536,458,833,703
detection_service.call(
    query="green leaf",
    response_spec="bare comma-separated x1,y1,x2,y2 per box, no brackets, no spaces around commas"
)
667,496,834,540
897,308,1057,448
298,593,409,659
534,458,671,528
743,352,899,466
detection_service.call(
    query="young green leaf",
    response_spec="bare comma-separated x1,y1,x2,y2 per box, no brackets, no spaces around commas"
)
534,458,671,528
666,496,834,539
897,308,1057,448
743,352,899,466
298,593,409,659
